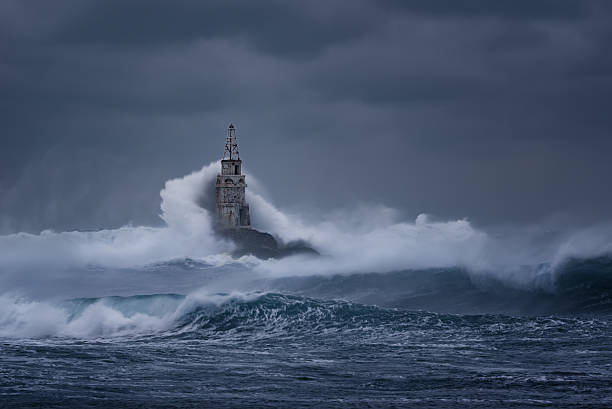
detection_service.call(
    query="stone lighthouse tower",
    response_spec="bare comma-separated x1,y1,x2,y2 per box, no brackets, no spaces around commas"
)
215,124,251,229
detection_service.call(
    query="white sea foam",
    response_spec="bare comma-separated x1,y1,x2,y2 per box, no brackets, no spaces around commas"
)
0,290,263,339
0,161,611,293
0,163,227,270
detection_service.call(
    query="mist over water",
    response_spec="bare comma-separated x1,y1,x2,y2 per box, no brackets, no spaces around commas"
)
1,162,611,287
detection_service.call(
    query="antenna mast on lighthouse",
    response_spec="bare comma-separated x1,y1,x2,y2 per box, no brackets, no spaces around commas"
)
223,124,240,160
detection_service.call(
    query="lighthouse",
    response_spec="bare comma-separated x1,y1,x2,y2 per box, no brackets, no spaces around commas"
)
215,124,251,229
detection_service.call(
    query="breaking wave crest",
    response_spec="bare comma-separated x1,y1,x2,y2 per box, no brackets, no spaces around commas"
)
0,291,251,339
2,260,612,340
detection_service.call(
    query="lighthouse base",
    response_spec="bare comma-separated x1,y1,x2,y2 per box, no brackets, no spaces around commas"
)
218,228,318,260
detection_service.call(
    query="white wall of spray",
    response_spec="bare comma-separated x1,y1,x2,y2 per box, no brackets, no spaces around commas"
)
249,193,490,275
0,162,227,270
243,168,497,275
246,167,612,288
0,161,611,285
551,223,612,267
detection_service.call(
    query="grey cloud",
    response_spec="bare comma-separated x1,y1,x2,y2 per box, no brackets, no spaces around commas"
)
381,0,590,21
1,0,612,233
50,0,378,60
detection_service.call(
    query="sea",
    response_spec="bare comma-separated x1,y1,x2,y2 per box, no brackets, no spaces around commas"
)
1,258,611,408
1,163,611,407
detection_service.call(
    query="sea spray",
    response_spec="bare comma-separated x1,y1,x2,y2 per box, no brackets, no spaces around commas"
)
0,162,612,298
0,291,269,339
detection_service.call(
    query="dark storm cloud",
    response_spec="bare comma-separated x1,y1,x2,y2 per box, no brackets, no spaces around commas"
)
382,0,589,21
302,4,612,143
53,0,376,59
1,0,612,233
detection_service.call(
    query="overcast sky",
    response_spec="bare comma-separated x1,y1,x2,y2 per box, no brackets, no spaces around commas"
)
1,0,612,233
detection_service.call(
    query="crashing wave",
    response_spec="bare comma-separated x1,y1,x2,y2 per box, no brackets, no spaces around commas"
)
2,266,612,340
1,162,612,313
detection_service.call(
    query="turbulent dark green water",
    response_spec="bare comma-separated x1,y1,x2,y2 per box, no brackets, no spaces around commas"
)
2,258,612,408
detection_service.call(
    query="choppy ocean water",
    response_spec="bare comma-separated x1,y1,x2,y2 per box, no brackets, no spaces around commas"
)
2,258,612,408
2,162,612,407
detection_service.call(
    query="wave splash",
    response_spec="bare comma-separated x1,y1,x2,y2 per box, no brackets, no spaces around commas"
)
0,162,496,273
2,288,610,340
0,163,227,270
0,291,250,339
1,162,612,299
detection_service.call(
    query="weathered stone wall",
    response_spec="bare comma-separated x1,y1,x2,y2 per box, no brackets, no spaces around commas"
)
216,159,250,228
